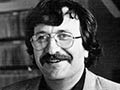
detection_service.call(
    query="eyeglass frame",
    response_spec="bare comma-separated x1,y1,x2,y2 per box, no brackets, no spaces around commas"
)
30,31,82,50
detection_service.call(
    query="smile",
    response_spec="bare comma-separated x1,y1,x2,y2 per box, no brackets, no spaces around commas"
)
47,59,65,64
40,52,73,65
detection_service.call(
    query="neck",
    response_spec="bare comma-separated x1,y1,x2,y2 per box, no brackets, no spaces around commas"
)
44,67,85,90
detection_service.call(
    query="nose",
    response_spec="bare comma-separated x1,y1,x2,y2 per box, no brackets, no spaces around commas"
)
47,38,61,54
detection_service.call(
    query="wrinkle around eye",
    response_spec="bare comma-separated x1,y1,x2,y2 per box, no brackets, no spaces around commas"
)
57,33,72,40
37,35,49,42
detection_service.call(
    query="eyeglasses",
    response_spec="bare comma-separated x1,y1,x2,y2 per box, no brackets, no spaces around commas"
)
30,32,81,50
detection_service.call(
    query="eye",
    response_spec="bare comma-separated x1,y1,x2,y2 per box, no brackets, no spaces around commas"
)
36,34,49,42
57,33,72,40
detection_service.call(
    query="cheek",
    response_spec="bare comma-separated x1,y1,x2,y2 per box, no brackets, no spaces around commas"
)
33,49,43,67
70,39,85,57
66,40,85,75
68,39,85,67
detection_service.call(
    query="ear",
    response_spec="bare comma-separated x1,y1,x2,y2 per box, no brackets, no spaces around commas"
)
84,50,88,58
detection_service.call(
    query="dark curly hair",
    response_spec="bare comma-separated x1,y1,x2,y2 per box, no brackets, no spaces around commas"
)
25,0,102,68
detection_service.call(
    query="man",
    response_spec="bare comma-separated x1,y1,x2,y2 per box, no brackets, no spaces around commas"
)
1,0,120,90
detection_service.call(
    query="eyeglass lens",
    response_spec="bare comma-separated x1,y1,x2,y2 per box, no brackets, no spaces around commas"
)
31,32,75,50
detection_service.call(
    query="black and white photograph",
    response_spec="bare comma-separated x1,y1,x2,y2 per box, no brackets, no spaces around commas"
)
0,0,120,90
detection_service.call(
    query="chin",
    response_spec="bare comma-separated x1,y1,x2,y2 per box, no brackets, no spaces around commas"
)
45,73,67,80
39,61,71,79
43,68,65,79
42,66,69,80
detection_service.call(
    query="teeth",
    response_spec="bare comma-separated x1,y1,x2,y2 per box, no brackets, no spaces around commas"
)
49,60,61,63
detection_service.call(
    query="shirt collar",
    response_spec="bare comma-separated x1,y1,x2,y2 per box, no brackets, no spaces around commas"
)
72,68,86,90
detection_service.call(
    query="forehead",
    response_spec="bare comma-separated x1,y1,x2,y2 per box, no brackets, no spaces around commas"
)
34,13,81,36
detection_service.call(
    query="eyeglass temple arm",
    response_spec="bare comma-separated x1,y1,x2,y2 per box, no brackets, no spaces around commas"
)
73,36,81,39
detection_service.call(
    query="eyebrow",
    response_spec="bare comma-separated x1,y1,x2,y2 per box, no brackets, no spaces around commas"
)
35,29,69,35
57,30,69,33
34,31,47,35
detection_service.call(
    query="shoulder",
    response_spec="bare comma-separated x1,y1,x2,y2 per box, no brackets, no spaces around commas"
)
0,76,41,90
86,69,120,90
97,75,120,90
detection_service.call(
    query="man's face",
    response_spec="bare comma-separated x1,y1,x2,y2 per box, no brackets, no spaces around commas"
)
33,12,88,80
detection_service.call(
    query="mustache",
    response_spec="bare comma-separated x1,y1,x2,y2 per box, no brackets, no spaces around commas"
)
40,52,73,65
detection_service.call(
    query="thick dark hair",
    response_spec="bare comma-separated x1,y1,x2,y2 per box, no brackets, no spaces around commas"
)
25,0,102,68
